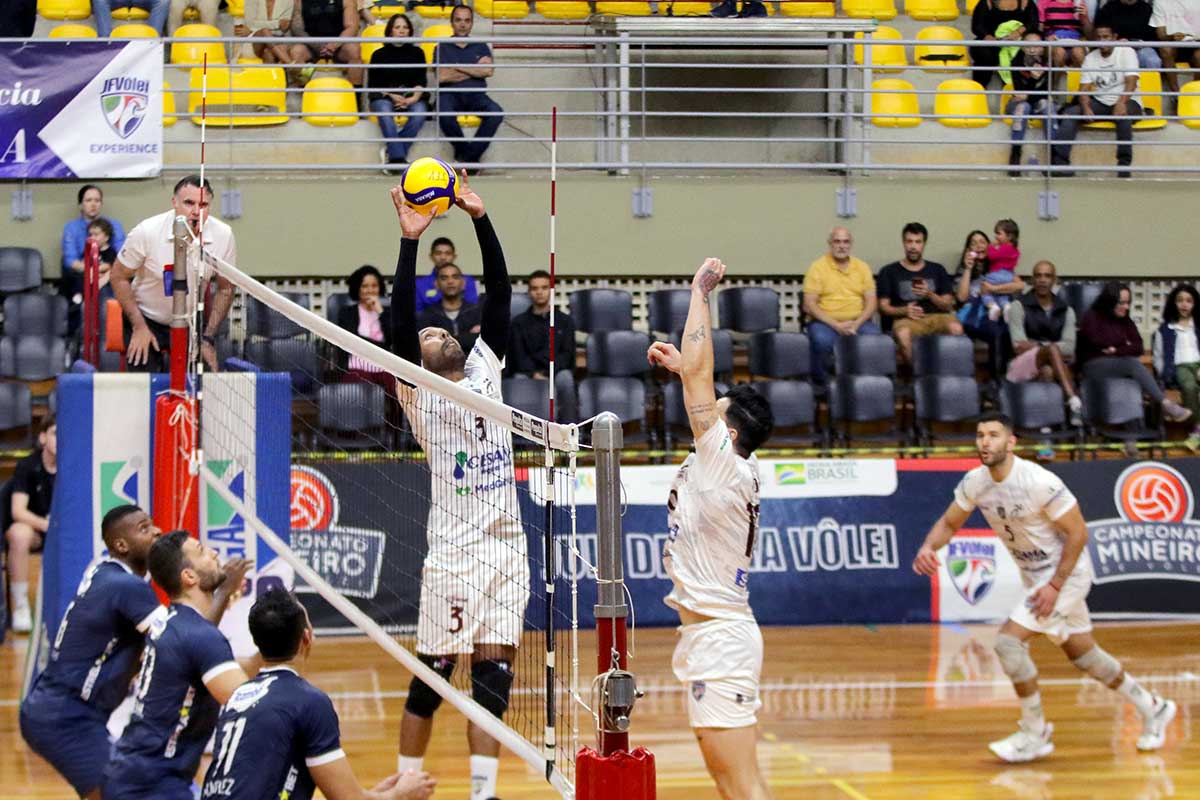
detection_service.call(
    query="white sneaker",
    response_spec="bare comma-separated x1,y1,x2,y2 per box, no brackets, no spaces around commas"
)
1137,698,1177,751
11,605,32,633
1068,395,1083,427
989,721,1054,763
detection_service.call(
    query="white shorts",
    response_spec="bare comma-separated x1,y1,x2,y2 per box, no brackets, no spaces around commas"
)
672,618,763,729
1009,569,1093,645
416,536,530,655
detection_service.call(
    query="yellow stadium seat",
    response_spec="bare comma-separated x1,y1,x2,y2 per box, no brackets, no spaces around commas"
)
110,22,158,37
420,23,453,63
596,1,653,14
111,6,150,19
49,22,97,37
163,81,177,127
476,0,531,18
1180,81,1200,129
372,4,407,16
361,22,386,64
226,0,245,15
236,55,264,63
170,23,227,66
38,0,91,20
189,65,288,126
934,78,991,127
414,2,454,18
870,78,920,127
998,83,1043,127
966,0,980,10
779,1,835,16
302,76,359,127
853,26,907,73
666,1,714,14
905,0,957,20
1084,71,1168,131
459,115,482,127
843,0,897,20
536,1,591,19
914,25,967,71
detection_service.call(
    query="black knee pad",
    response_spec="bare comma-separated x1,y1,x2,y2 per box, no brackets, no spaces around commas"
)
472,659,514,719
405,655,456,719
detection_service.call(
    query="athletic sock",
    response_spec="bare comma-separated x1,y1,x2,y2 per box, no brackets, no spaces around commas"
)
398,755,423,774
1117,675,1156,718
11,582,29,611
1019,692,1046,733
469,754,499,800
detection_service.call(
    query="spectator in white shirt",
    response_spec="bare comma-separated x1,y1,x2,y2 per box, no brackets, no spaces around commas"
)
1151,0,1200,93
1152,283,1200,451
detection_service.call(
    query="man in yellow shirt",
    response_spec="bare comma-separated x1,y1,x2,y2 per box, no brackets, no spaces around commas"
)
802,226,880,384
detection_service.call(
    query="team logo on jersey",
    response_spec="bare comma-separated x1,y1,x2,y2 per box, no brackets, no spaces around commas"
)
100,76,150,139
691,681,706,701
946,539,996,605
289,466,387,599
453,451,471,495
226,675,277,712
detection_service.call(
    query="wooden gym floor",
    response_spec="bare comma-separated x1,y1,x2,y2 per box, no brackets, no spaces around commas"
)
2,621,1197,799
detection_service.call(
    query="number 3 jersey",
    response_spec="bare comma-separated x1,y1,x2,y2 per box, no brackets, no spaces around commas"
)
664,419,761,623
399,338,524,568
201,667,343,800
954,455,1093,586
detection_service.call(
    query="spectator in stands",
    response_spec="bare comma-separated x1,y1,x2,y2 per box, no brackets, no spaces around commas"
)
877,222,962,364
86,218,117,294
801,226,880,385
1006,32,1052,175
1006,260,1083,424
416,263,482,352
5,415,56,634
62,185,125,333
436,5,504,166
1152,283,1200,450
1039,0,1091,67
971,0,1041,88
289,0,364,86
1095,0,1161,71
507,270,576,379
710,0,769,17
0,0,36,37
415,237,478,312
1078,281,1192,423
167,0,218,34
91,0,169,35
110,175,236,374
1052,25,1142,177
237,0,299,66
367,14,428,173
982,218,1021,321
1153,0,1200,95
955,230,1020,381
336,264,396,391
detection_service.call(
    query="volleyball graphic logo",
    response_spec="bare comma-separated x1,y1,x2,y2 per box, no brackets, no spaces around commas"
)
290,466,337,530
1115,463,1193,524
400,156,459,216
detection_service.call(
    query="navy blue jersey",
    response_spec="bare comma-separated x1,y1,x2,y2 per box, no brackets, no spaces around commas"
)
201,667,343,800
104,603,239,794
37,558,163,714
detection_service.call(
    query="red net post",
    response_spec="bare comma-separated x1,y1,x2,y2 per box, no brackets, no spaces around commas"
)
82,239,100,366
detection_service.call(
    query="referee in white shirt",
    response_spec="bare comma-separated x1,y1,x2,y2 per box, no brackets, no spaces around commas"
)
109,175,237,372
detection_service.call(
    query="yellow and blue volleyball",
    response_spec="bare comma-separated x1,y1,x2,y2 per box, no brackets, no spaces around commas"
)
400,157,458,216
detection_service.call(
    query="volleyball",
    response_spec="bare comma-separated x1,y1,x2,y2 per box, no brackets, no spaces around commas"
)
400,157,459,216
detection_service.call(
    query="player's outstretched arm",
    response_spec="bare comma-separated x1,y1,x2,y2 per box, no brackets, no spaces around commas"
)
679,258,723,439
457,171,511,360
206,557,254,625
311,759,437,800
389,187,437,366
912,500,971,576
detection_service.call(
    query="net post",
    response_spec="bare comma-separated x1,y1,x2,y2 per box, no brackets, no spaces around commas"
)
592,412,629,755
169,216,190,392
82,239,100,367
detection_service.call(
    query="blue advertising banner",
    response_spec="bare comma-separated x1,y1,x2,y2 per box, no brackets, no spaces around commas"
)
0,41,163,179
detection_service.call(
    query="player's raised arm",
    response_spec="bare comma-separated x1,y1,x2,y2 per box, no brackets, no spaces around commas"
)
679,258,724,439
456,170,511,359
390,187,437,366
912,500,971,575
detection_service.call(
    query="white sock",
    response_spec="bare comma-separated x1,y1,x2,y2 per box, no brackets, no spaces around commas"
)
1117,675,1156,718
11,582,29,611
469,754,499,800
1019,692,1046,733
398,755,423,774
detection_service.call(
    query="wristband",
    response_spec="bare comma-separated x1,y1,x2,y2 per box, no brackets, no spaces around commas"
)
1049,578,1063,592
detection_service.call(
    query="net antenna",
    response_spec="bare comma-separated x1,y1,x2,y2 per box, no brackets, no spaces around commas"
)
542,104,560,781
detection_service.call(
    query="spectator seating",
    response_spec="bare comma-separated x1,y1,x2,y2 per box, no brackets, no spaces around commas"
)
246,292,310,339
1061,282,1103,321
579,375,649,444
647,289,691,337
829,374,902,447
0,383,33,439
164,80,178,126
912,374,980,445
49,22,96,37
843,0,898,20
779,1,836,18
748,331,809,380
935,79,990,128
905,0,958,21
325,292,353,325
245,338,320,394
361,23,387,63
3,294,68,338
476,0,531,19
37,0,90,20
870,79,920,128
570,289,634,334
510,292,533,319
535,1,592,19
420,24,453,63
596,1,654,14
1081,376,1162,452
835,333,896,377
912,334,974,377
414,2,455,18
502,373,578,424
854,27,907,73
316,382,390,450
0,337,69,382
999,83,1045,127
752,379,822,448
0,247,43,294
1000,381,1080,447
586,330,651,377
170,24,227,67
1083,71,1167,131
303,77,358,127
914,26,968,72
667,1,718,15
112,23,159,37
717,287,780,333
1181,81,1200,129
112,6,152,20
191,66,288,127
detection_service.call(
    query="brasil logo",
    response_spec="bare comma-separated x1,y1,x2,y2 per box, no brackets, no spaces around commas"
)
775,463,806,485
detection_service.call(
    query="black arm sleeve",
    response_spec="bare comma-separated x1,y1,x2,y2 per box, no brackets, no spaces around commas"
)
474,214,512,360
390,237,422,366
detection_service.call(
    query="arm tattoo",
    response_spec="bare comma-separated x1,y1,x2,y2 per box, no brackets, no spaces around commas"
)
686,325,707,344
697,268,721,296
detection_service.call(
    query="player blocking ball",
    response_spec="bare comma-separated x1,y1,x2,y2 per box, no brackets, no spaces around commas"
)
400,157,459,216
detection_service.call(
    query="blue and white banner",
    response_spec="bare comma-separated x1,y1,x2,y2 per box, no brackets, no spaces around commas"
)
0,41,163,179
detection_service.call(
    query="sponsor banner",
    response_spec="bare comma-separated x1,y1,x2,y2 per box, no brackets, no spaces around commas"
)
932,531,1024,624
0,41,163,179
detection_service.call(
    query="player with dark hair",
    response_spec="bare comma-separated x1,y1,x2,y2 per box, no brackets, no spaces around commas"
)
102,531,255,799
201,590,436,800
646,258,776,800
18,505,161,799
913,412,1176,762
388,172,525,800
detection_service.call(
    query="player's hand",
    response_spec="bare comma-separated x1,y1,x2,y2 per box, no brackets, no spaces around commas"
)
1029,583,1059,618
127,324,160,366
221,557,255,598
647,341,682,374
454,169,485,219
374,770,437,800
691,257,725,297
912,544,941,576
392,187,438,240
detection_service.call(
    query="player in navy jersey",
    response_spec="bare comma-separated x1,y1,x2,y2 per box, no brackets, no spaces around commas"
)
202,590,436,800
102,530,257,800
19,505,161,799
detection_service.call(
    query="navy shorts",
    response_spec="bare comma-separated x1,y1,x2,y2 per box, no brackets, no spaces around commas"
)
101,766,195,800
19,684,112,796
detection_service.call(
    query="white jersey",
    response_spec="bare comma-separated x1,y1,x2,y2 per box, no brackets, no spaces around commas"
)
954,456,1092,585
398,339,523,567
663,420,761,622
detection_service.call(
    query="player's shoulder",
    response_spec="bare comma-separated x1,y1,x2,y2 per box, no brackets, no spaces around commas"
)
960,463,992,489
1013,455,1062,485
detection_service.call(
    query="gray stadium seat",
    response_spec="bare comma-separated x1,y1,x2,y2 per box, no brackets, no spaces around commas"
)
829,374,902,448
647,289,691,336
244,339,319,394
246,292,311,339
717,287,780,333
325,292,353,324
912,335,975,377
0,336,68,381
1062,282,1104,322
751,379,821,447
1000,381,1080,445
0,247,43,294
510,292,532,319
0,382,32,434
586,330,652,378
316,382,389,450
3,293,69,337
835,333,897,377
913,375,981,445
749,331,810,380
1081,376,1162,450
579,376,648,445
569,289,633,333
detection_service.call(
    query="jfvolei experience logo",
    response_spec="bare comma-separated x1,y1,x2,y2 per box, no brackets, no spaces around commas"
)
100,76,150,139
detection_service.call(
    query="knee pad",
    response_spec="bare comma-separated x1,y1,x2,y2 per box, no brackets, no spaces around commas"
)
1072,646,1122,685
404,655,457,719
995,634,1038,683
472,659,514,719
